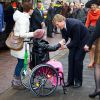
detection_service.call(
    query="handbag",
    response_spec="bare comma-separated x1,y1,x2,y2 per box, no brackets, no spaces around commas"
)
5,32,24,50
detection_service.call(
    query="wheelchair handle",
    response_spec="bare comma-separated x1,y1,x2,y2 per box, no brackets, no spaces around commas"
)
23,40,33,44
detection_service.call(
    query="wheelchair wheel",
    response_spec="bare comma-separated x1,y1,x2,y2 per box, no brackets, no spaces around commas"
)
20,66,31,89
29,64,58,96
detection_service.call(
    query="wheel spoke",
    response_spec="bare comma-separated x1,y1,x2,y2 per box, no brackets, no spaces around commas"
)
30,65,58,96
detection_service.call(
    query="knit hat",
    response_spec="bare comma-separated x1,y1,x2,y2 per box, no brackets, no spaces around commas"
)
34,29,45,39
85,0,100,8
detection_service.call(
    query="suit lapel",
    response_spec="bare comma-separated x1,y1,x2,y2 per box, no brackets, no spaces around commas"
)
36,8,43,17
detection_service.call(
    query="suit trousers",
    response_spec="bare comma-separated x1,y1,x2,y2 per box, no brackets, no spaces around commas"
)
67,47,86,85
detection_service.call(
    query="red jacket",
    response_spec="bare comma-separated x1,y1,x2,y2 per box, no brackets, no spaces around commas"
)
85,9,100,28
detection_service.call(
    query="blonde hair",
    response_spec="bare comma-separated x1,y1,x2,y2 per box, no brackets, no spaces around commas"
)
52,14,66,25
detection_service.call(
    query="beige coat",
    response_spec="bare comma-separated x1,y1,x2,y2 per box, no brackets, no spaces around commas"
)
94,38,100,64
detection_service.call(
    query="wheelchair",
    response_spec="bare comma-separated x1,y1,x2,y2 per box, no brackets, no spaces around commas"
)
20,41,67,96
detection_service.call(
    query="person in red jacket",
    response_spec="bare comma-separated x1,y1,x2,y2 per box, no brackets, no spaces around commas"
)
85,0,100,68
11,1,17,9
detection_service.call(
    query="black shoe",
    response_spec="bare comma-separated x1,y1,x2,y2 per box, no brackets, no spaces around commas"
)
65,82,74,87
73,83,82,88
89,91,100,98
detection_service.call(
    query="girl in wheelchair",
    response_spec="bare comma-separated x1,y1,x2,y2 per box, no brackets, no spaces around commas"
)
28,29,67,96
30,29,65,69
21,29,66,96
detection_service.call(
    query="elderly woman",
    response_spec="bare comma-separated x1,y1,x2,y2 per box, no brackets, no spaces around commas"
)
84,17,100,98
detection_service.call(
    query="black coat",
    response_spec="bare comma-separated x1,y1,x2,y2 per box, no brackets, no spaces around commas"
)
61,18,90,49
31,39,61,68
47,7,55,21
30,8,44,31
87,17,100,48
4,5,14,34
46,7,55,36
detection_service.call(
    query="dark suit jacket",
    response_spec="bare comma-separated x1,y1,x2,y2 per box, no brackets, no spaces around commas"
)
30,8,44,31
47,7,55,21
61,18,90,49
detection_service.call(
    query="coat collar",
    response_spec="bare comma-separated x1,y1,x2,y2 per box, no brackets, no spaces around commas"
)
23,12,30,19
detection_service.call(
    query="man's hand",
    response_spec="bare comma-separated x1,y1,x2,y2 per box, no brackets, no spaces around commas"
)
84,45,89,51
41,22,45,28
59,39,66,50
59,39,65,45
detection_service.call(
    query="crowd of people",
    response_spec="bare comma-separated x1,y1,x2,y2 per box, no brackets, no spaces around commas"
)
0,0,100,98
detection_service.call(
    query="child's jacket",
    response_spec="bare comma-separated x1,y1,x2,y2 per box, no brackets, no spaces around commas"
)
31,38,61,68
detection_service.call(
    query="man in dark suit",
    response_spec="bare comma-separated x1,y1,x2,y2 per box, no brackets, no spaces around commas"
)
53,14,90,88
30,1,45,31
